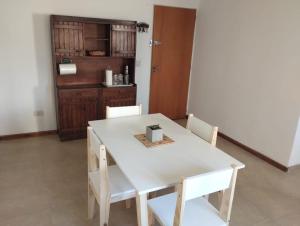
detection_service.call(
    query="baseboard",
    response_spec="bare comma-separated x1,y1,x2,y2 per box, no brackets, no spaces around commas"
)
218,132,289,172
0,128,289,172
0,130,57,141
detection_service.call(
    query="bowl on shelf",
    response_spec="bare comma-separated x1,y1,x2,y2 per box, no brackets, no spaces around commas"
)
88,50,106,56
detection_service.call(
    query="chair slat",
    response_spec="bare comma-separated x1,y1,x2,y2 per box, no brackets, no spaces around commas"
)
106,104,142,119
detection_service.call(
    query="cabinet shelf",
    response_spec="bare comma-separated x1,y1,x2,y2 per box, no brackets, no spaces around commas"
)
85,37,109,41
67,55,135,60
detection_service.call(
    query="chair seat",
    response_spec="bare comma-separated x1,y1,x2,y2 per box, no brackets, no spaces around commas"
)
88,165,136,203
148,193,227,226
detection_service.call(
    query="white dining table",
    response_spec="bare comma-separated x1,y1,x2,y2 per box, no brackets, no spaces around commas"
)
89,113,245,226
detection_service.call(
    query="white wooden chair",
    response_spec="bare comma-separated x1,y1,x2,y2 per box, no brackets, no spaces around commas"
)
105,104,142,206
106,104,142,119
148,165,238,226
186,114,218,147
87,127,136,226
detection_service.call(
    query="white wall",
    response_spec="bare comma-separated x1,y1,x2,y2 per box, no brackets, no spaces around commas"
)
289,117,300,166
189,0,300,167
0,0,199,136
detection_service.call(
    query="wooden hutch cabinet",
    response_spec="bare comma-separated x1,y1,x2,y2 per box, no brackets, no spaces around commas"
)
50,15,137,140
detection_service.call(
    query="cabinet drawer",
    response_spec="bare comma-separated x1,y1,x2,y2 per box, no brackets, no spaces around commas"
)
102,87,136,98
59,88,98,102
100,86,137,118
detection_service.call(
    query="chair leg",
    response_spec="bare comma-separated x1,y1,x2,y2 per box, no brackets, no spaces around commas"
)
218,190,224,209
100,196,110,226
106,199,111,225
88,183,96,219
125,199,131,208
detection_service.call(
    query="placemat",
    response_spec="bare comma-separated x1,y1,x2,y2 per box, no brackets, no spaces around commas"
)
134,134,174,148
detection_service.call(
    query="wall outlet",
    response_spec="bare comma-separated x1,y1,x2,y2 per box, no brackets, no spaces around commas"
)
34,110,44,117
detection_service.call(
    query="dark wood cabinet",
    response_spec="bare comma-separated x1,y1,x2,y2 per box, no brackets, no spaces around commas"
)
51,15,137,140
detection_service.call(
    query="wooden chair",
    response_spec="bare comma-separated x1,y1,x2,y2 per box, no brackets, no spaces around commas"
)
186,114,218,146
148,165,238,226
105,104,142,206
87,127,136,226
106,104,142,119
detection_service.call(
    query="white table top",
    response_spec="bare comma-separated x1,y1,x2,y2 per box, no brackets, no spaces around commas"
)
89,114,245,194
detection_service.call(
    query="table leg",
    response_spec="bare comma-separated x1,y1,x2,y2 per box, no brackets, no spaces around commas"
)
136,193,149,226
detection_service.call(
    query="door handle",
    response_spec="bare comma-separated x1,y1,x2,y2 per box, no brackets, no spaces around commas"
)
152,65,159,74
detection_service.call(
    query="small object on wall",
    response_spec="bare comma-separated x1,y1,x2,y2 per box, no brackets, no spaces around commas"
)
59,64,77,75
62,58,72,64
146,125,163,143
106,69,113,86
137,22,149,33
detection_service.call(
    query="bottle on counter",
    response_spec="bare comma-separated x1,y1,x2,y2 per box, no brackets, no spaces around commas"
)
113,74,118,85
124,65,129,85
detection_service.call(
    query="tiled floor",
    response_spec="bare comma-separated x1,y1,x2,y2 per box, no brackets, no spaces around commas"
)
0,121,300,226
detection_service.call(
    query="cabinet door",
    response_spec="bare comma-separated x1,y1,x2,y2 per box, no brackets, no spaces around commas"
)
111,24,136,57
101,87,137,118
58,88,99,139
53,21,85,57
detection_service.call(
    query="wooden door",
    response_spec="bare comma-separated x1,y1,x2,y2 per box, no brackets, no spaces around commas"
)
149,6,196,119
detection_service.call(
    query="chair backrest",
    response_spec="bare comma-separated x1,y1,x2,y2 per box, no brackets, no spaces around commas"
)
186,114,218,146
184,168,233,201
87,127,100,172
87,127,111,224
174,165,238,226
87,127,110,194
106,104,142,119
